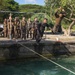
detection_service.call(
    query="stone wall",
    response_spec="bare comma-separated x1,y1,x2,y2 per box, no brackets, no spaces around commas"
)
0,40,75,61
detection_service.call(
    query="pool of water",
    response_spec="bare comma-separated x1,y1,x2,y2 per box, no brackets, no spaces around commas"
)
0,56,75,75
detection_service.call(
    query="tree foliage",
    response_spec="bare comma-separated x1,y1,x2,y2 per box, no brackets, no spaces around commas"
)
19,4,45,13
45,0,75,22
31,13,51,23
19,4,46,19
0,0,19,11
0,0,19,23
45,0,75,35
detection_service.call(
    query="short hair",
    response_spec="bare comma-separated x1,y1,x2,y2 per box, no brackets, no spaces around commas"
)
44,18,48,21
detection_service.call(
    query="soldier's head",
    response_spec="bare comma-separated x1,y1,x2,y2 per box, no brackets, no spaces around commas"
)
22,17,25,20
15,17,19,22
43,18,48,23
9,16,12,20
28,18,31,21
4,18,7,22
61,9,66,16
34,17,38,21
14,17,17,21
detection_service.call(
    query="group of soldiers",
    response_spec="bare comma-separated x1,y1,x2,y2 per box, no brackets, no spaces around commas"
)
3,7,66,41
3,16,50,40
4,16,31,39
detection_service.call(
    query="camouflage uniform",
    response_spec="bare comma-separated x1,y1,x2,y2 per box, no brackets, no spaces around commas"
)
32,20,39,39
52,9,66,33
3,19,8,37
7,19,14,39
11,21,14,38
14,17,21,39
14,18,17,38
16,20,21,38
21,17,27,40
27,19,32,38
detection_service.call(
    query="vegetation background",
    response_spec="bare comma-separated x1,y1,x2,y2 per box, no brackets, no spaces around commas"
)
0,0,75,29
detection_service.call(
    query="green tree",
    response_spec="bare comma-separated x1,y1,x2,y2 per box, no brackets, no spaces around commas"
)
31,13,51,23
19,4,46,19
0,0,19,11
45,0,61,22
0,0,19,23
19,4,45,13
45,0,75,21
45,0,75,35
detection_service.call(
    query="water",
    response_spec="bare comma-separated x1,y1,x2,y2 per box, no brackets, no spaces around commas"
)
0,56,75,75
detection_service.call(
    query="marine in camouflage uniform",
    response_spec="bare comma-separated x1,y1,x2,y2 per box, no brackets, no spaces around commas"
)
27,18,32,38
21,17,27,40
16,17,21,39
32,17,39,39
3,18,8,37
52,7,66,33
14,18,17,38
7,16,14,39
14,17,21,39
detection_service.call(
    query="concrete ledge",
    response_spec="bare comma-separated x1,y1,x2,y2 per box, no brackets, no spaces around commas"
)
0,33,75,61
0,39,74,61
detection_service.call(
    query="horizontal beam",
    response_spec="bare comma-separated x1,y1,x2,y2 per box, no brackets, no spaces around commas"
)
0,11,46,14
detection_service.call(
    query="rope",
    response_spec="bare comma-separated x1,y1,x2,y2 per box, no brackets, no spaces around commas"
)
16,41,75,75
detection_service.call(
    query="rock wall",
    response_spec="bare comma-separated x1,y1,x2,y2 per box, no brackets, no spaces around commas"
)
0,40,75,60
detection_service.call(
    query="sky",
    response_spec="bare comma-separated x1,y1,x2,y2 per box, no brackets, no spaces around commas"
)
14,0,45,5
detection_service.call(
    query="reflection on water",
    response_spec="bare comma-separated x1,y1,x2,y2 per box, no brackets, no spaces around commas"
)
0,56,75,75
